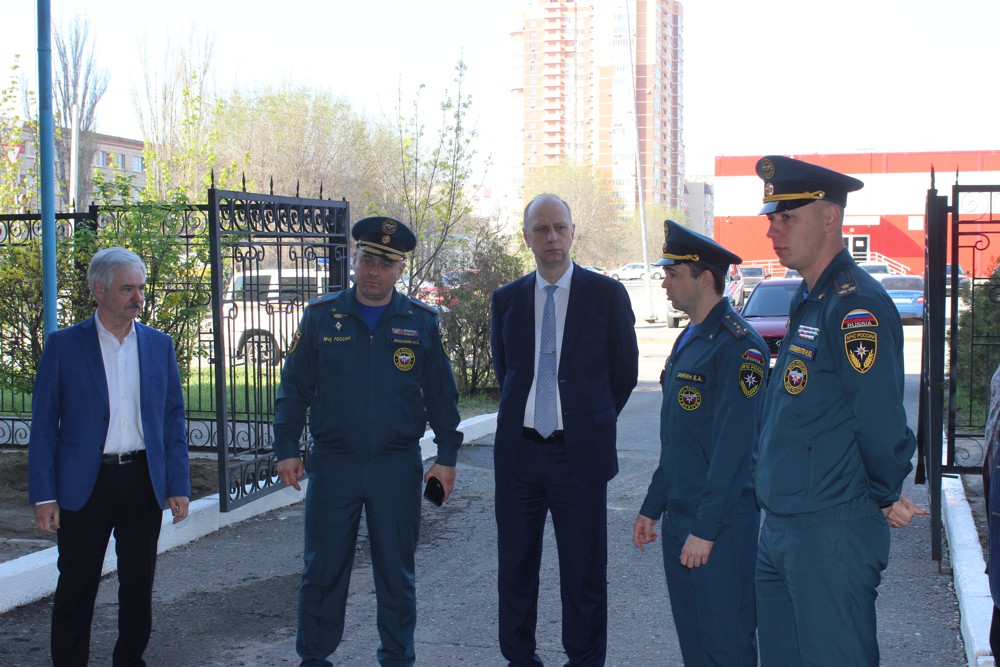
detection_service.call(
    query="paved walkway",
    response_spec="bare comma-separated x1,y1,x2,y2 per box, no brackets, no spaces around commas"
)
0,321,990,665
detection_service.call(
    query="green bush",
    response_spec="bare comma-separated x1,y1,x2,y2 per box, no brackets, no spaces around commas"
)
953,260,1000,428
439,225,525,396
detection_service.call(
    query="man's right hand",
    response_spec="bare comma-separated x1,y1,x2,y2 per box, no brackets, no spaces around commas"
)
35,502,60,534
277,458,305,491
633,514,659,552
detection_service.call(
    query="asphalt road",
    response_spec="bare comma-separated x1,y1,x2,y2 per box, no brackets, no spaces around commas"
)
0,304,966,666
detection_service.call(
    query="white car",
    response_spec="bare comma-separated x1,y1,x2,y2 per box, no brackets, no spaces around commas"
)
611,263,664,281
208,268,335,366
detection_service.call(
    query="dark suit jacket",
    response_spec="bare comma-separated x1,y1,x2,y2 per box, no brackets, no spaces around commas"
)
491,264,639,487
28,315,191,511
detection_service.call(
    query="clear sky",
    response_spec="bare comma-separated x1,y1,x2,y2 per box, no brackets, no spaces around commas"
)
4,0,1000,186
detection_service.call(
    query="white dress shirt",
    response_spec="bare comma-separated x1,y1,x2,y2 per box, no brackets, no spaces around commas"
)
95,312,145,455
523,264,573,430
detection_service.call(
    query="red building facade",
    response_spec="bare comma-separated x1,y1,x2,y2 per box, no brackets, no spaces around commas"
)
712,150,1000,277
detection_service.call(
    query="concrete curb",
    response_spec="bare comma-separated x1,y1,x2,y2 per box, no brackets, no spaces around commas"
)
0,413,499,614
944,475,995,667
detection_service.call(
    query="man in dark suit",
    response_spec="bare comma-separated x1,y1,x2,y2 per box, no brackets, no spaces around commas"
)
29,247,191,667
491,193,639,666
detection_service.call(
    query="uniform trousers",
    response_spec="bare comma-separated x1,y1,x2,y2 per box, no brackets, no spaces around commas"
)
661,507,758,667
495,436,608,667
296,450,423,667
755,499,889,667
52,459,162,667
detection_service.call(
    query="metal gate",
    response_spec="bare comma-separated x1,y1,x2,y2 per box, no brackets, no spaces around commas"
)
920,173,1000,559
207,188,350,511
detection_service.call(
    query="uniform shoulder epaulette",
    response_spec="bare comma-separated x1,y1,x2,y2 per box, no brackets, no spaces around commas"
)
409,296,439,315
833,270,860,298
307,291,342,307
721,312,751,338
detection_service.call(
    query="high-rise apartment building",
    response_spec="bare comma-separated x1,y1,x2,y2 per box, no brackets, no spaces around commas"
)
512,0,684,211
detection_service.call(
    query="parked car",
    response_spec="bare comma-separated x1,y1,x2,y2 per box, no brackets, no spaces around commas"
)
858,261,892,275
414,269,481,310
213,267,334,366
783,268,802,279
740,266,770,298
610,263,664,281
945,263,970,297
724,264,746,309
739,278,800,371
582,265,608,276
876,274,925,323
664,295,687,328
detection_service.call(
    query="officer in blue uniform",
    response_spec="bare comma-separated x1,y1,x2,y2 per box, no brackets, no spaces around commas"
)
752,156,919,666
634,220,766,666
272,216,462,667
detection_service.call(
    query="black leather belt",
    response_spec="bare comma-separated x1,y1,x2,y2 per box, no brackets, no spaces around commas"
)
102,450,146,465
522,427,565,443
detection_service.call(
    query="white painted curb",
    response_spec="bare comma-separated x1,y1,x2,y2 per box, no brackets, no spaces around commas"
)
0,413,498,613
943,475,995,667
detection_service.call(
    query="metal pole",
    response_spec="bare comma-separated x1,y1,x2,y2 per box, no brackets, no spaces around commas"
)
69,102,79,211
37,0,58,338
625,0,657,323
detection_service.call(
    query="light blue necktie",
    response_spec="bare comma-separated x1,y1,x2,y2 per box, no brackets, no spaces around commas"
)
534,284,559,438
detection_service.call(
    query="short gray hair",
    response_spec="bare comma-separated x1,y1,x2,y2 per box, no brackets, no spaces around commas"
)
88,247,147,292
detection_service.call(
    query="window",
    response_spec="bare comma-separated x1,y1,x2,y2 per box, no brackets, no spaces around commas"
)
92,151,104,166
132,155,144,172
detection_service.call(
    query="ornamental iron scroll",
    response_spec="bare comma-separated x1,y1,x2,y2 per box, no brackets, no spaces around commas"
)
207,188,350,512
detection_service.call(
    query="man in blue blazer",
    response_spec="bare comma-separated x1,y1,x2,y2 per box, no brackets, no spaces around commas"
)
29,247,191,667
491,194,639,666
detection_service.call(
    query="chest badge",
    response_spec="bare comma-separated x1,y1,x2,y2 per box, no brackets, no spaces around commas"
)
783,359,808,395
845,331,878,374
394,347,416,371
677,386,702,411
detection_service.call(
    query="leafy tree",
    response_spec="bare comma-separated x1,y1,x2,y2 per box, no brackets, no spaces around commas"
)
90,172,211,376
0,231,94,395
0,56,37,213
439,217,525,395
379,61,484,295
524,164,627,268
135,31,238,201
628,204,689,266
212,85,386,204
53,14,108,209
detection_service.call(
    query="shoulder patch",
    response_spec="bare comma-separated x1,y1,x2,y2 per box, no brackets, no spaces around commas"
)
307,291,341,307
834,270,859,298
721,313,750,338
841,308,879,329
409,296,439,315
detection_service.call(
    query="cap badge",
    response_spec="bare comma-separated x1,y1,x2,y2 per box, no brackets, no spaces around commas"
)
382,219,397,235
760,158,775,179
382,234,392,244
764,182,774,197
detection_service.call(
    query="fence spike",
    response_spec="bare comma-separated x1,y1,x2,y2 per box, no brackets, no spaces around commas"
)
930,166,935,190
269,176,274,196
211,169,216,188
319,183,324,199
296,180,300,198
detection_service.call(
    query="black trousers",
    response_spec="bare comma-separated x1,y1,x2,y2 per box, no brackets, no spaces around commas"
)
51,461,162,667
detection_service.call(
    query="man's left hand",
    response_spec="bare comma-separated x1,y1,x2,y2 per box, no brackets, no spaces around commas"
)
168,496,190,524
883,493,927,528
680,534,714,568
425,464,457,503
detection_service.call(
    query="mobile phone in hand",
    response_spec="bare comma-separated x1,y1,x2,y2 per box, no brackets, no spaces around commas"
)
424,476,445,506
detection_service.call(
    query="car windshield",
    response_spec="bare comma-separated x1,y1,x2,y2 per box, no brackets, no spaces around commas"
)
741,282,799,318
881,277,923,291
742,267,765,278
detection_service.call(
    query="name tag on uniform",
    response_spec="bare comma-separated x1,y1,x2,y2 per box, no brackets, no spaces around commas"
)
674,371,704,384
322,335,353,344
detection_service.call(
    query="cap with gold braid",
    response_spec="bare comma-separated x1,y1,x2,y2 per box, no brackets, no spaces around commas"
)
756,155,864,215
351,216,416,262
654,219,741,274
